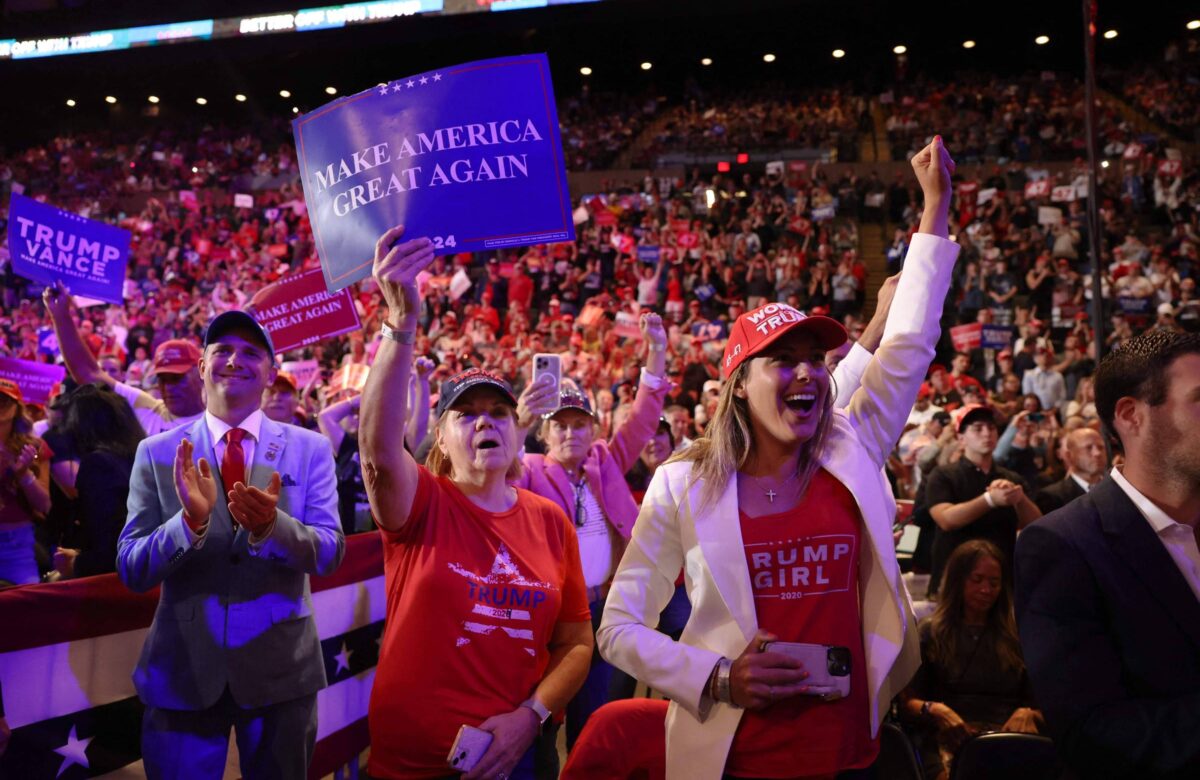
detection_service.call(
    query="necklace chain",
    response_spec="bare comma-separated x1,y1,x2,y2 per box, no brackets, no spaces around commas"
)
749,474,798,504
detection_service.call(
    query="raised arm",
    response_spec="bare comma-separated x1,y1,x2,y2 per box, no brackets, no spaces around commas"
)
317,394,359,453
608,313,670,473
843,137,960,466
832,274,900,407
405,356,434,452
42,281,114,387
359,227,435,533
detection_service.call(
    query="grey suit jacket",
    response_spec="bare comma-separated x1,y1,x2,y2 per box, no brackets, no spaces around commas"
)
117,415,345,710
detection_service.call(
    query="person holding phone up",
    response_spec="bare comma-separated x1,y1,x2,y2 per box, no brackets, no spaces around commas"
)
511,312,671,751
360,227,592,780
597,137,962,780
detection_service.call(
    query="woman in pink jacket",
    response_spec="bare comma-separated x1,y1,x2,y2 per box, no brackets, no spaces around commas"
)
513,311,670,752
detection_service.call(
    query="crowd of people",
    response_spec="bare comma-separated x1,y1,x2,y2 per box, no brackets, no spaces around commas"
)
1,49,1200,779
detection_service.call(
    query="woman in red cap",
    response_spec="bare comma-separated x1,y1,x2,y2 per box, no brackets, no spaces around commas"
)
0,378,52,585
359,228,592,780
598,137,961,780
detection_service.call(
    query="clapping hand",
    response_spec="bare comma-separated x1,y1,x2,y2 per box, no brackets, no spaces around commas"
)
987,479,1025,507
228,472,281,537
174,439,218,531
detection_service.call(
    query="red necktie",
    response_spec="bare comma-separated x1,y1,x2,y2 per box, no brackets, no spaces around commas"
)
221,429,247,494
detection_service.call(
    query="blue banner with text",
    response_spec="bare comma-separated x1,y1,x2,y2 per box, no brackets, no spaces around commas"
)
293,54,575,291
7,193,130,305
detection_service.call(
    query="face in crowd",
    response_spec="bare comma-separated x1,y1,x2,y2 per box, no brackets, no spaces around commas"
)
199,326,276,412
736,330,829,449
544,408,597,469
959,416,999,460
438,387,519,478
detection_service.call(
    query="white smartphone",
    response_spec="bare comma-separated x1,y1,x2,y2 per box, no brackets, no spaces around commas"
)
762,641,852,701
533,353,562,399
447,725,493,772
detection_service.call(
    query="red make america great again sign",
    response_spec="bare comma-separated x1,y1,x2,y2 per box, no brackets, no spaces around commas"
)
249,267,363,353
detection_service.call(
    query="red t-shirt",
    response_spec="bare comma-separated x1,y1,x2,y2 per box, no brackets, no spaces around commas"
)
368,468,591,779
725,469,877,779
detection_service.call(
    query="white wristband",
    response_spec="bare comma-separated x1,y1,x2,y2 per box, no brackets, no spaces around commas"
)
983,491,996,509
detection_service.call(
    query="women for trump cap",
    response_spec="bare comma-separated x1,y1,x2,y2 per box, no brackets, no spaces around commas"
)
722,302,847,378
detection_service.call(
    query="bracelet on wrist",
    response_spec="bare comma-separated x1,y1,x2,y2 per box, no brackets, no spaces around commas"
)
715,657,735,706
921,700,936,718
983,491,996,509
380,321,416,344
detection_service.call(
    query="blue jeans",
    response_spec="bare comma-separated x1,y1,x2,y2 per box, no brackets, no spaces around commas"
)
0,524,39,585
565,597,612,751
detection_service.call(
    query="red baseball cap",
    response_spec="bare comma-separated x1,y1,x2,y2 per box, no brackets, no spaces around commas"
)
0,378,22,404
151,339,201,376
917,383,933,400
722,302,847,378
954,403,997,433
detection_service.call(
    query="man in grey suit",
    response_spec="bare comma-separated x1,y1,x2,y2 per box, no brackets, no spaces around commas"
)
117,310,345,779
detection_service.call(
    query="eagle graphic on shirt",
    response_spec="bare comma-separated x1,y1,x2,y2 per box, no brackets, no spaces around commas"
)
447,544,555,656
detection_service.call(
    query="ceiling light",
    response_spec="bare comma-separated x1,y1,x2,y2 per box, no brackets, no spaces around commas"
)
292,106,300,114
1100,160,1110,168
580,66,592,76
1104,29,1118,39
66,99,76,107
325,86,338,95
147,95,159,104
279,89,291,98
701,57,713,66
1189,20,1200,30
963,40,976,49
195,97,207,105
763,53,776,63
235,93,247,102
1035,35,1050,45
640,61,652,71
832,49,845,59
105,95,117,104
893,45,907,54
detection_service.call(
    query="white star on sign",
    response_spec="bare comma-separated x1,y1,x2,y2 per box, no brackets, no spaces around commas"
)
432,72,442,81
419,76,429,85
334,642,352,674
406,80,416,88
54,725,93,777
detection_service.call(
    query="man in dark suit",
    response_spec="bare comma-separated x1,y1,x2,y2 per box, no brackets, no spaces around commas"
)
117,311,345,779
1016,329,1200,778
1034,427,1109,514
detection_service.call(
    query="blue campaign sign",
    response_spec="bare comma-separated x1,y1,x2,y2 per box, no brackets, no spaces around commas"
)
637,245,660,264
981,325,1013,350
6,193,130,305
293,54,575,292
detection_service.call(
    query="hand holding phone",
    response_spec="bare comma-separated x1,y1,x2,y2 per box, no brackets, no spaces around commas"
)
447,725,493,772
762,641,852,701
532,353,562,400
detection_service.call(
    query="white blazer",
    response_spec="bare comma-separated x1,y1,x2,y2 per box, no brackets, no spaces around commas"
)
597,233,960,780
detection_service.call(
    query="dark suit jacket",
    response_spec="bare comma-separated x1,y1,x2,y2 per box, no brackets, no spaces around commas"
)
1033,474,1087,516
1015,477,1200,779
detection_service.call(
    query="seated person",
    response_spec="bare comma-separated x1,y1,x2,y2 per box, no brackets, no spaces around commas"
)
899,540,1043,779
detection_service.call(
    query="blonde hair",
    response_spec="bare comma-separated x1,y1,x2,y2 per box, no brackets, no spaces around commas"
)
425,415,524,482
669,362,836,508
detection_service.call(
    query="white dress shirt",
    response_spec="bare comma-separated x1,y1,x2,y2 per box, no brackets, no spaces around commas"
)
1110,467,1200,604
1070,472,1092,494
185,409,268,546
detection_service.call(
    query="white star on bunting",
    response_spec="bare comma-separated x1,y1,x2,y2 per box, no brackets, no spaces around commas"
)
334,642,352,674
419,76,429,85
432,73,442,81
54,725,93,777
407,80,416,88
377,85,389,97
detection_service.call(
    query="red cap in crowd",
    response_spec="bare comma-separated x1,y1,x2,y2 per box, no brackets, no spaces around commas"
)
917,383,933,400
954,403,997,433
0,378,22,404
151,339,201,376
722,302,847,378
